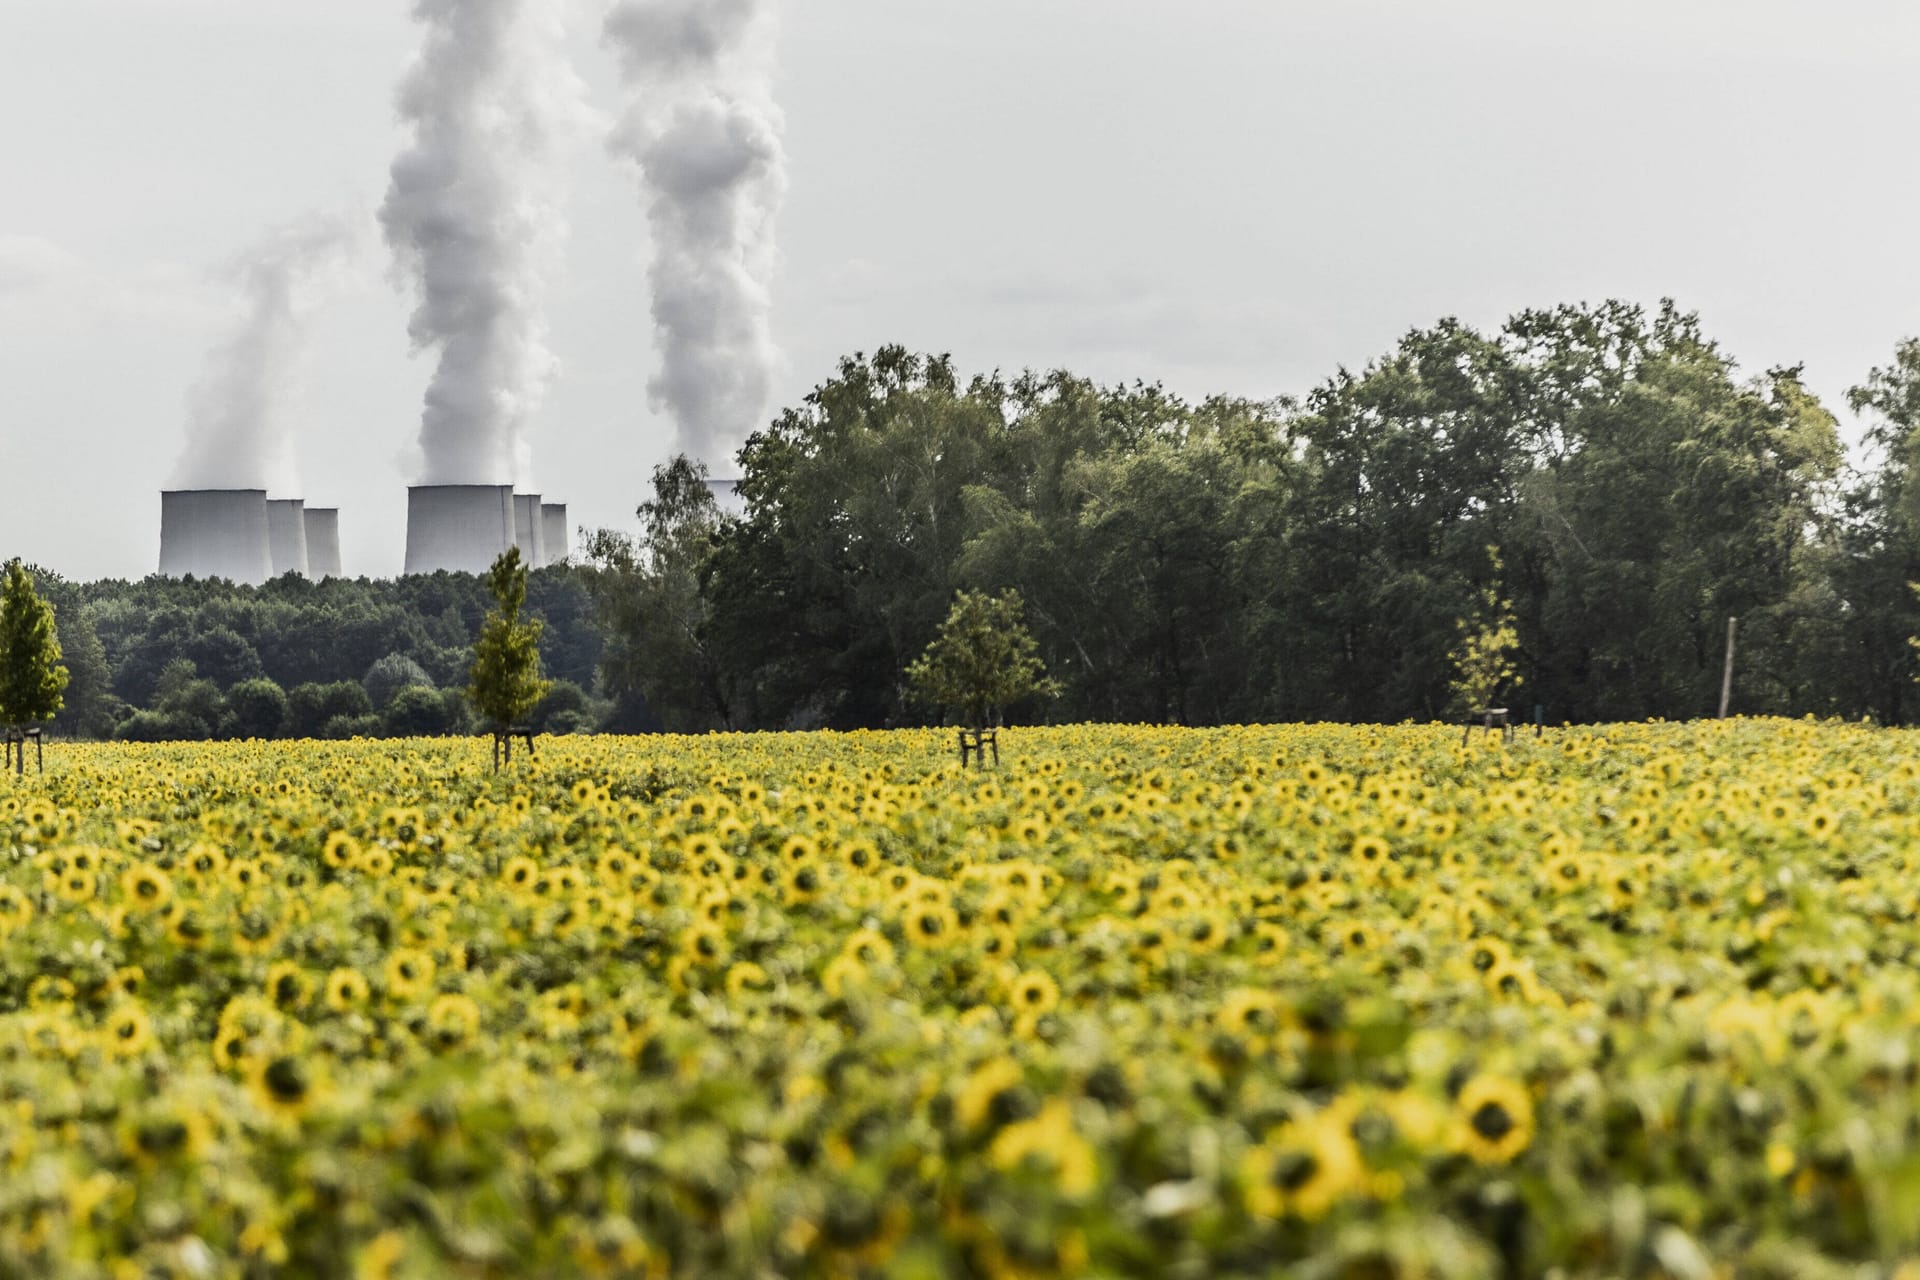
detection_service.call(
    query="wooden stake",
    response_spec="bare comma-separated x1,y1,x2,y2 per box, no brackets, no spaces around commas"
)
1718,616,1737,719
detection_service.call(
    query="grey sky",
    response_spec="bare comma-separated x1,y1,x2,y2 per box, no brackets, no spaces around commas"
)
1,0,1915,580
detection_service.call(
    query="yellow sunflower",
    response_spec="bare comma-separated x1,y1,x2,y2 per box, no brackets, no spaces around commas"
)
324,968,371,1012
1242,1110,1364,1221
119,865,173,913
1453,1075,1535,1164
102,1003,155,1059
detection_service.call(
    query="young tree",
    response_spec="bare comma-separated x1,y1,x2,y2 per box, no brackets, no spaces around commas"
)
1449,548,1522,716
467,547,552,741
906,588,1060,731
0,560,70,769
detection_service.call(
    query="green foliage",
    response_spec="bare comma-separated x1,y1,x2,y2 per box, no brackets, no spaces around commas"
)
223,677,289,739
69,569,595,717
649,318,1864,727
362,652,435,711
529,680,590,735
905,589,1060,729
287,681,374,739
1449,549,1522,714
0,560,69,728
321,712,385,740
153,660,222,738
28,301,1920,730
580,455,730,732
467,548,553,731
383,684,452,737
182,626,263,690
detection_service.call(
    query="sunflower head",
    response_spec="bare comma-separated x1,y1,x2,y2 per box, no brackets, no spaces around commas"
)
1453,1075,1535,1164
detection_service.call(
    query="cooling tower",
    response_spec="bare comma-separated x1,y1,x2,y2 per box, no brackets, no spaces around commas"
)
540,502,567,564
158,489,273,585
512,493,548,568
265,499,310,579
303,507,342,579
705,478,747,521
404,484,515,575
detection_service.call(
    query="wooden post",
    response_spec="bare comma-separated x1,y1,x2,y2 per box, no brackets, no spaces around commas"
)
1718,616,1737,719
491,727,536,771
1,730,33,776
957,726,999,769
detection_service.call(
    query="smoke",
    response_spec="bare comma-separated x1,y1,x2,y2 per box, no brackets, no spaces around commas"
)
381,0,586,487
605,0,786,468
173,211,364,494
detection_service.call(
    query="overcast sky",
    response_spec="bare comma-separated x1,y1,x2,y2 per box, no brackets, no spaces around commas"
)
2,0,1916,580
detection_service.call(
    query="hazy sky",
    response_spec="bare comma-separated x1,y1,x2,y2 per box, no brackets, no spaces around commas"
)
2,0,1916,581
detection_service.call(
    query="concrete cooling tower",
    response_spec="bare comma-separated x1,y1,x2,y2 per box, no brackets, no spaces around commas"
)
404,484,515,575
540,502,567,564
266,499,309,579
512,493,548,568
303,507,342,579
159,489,273,585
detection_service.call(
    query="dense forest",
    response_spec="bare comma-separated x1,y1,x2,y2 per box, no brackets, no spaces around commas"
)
30,569,601,741
28,299,1920,739
585,301,1920,732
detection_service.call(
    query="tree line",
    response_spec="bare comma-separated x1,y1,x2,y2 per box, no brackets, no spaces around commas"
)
581,301,1920,731
19,297,1920,740
24,566,600,742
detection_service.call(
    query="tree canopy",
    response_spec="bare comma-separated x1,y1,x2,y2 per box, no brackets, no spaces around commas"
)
585,303,1906,730
905,589,1060,730
0,560,68,729
30,298,1920,737
467,548,553,731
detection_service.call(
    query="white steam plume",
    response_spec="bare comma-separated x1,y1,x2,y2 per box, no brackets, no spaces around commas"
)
604,0,786,468
173,211,364,494
381,0,584,487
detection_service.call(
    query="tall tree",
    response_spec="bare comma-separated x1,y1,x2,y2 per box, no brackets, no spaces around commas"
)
1517,314,1840,720
580,454,731,732
1273,318,1524,721
707,347,1012,728
1830,339,1920,721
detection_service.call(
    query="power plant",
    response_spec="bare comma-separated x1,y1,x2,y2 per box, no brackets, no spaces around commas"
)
303,507,342,579
396,485,567,576
512,493,548,569
265,498,310,579
403,484,514,576
159,491,352,582
156,484,570,581
159,490,274,586
541,502,568,564
150,0,772,589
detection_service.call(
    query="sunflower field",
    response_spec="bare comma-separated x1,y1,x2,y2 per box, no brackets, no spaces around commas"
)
4,720,1920,1277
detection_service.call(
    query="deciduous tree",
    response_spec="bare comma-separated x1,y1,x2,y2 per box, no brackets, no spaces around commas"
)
467,547,552,734
906,589,1059,731
0,561,69,750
